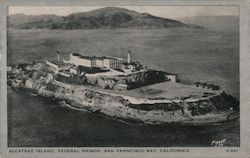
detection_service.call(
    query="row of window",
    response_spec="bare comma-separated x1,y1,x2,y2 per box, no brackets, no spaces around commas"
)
71,56,125,68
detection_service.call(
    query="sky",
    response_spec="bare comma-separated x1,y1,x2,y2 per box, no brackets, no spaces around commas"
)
9,6,238,19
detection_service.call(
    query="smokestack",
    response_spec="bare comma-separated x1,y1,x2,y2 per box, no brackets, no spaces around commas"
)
128,50,131,64
57,51,60,61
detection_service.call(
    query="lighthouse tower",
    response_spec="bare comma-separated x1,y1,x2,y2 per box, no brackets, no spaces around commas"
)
127,50,131,64
57,51,60,61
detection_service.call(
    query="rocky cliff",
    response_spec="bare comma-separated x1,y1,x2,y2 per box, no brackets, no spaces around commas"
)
8,67,239,125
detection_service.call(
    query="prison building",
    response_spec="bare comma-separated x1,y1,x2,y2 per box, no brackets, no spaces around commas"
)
69,53,125,69
69,53,94,67
102,57,125,69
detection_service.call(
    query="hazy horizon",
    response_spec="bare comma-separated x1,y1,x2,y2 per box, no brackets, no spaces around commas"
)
9,6,238,20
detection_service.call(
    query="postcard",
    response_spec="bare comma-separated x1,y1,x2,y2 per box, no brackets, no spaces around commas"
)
0,0,249,157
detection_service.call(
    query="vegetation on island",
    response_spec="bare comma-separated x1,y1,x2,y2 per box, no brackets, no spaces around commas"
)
8,7,204,30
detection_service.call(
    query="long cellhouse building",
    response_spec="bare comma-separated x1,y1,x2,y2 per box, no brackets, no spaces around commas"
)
69,53,126,69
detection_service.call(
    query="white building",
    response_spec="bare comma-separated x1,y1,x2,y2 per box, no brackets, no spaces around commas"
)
69,53,93,67
58,71,72,78
69,66,78,75
103,57,125,69
45,60,72,72
69,53,125,69
166,74,177,82
95,58,104,67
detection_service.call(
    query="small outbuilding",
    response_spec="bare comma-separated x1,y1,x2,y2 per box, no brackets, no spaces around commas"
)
45,60,72,72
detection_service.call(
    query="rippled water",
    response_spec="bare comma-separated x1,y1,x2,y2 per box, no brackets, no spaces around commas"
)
8,88,239,147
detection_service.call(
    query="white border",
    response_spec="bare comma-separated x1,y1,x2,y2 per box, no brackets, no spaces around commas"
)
1,0,249,158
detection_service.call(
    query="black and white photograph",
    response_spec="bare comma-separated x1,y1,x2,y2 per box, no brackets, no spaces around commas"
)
1,1,250,157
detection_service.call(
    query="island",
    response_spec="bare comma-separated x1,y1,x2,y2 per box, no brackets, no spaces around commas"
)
7,50,239,125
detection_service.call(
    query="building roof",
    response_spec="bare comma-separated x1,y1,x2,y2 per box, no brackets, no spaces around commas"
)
47,60,73,67
72,53,103,60
78,65,108,74
72,53,125,61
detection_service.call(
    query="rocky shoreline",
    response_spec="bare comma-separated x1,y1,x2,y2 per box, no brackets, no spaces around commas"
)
7,62,239,125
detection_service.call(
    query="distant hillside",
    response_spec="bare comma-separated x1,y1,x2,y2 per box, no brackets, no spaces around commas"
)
8,7,203,29
8,14,64,29
180,15,239,31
